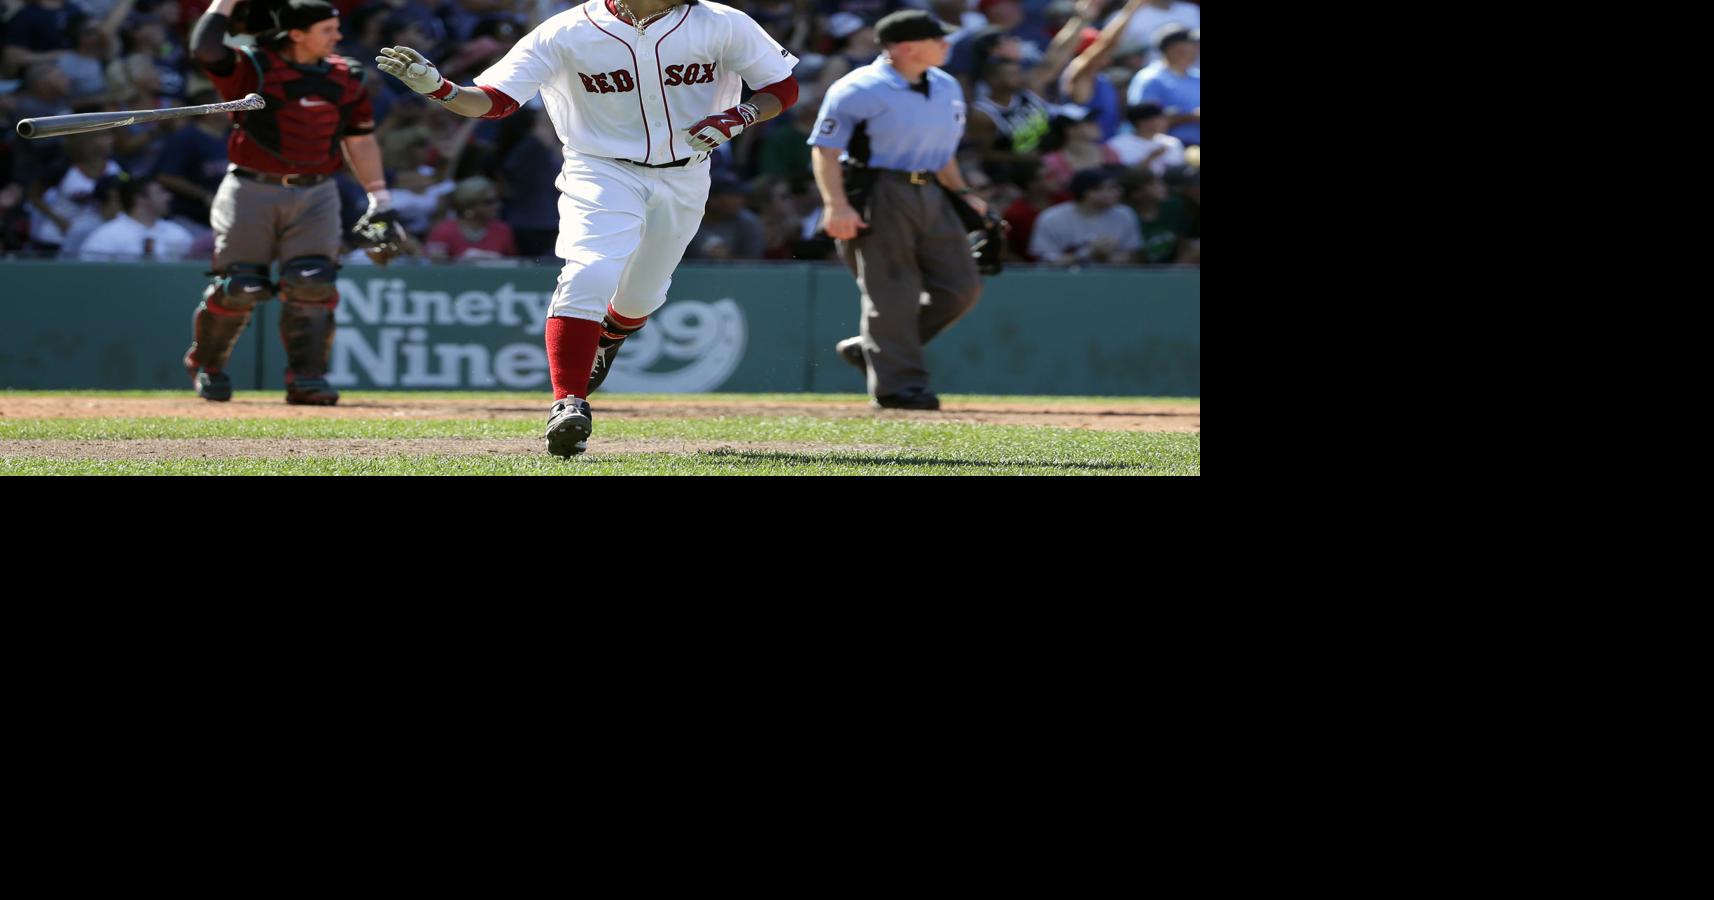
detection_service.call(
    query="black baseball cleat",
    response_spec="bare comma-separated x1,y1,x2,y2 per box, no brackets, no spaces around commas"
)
285,374,340,406
545,397,594,457
835,336,865,372
587,314,646,394
872,389,940,411
194,370,233,402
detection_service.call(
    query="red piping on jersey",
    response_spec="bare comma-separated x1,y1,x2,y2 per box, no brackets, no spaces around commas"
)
756,74,798,110
477,85,519,118
653,4,692,161
586,4,651,163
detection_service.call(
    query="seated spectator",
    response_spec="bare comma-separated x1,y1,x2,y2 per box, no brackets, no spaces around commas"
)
9,63,73,190
27,129,123,251
58,20,112,104
1107,102,1183,174
79,176,194,260
425,176,516,261
1,181,33,252
1125,23,1199,146
3,0,87,74
1028,168,1143,266
1002,159,1056,262
57,171,123,258
684,172,763,260
1040,110,1119,194
381,123,457,235
1116,168,1187,264
814,12,879,100
757,103,814,179
107,13,187,108
153,90,229,229
498,106,561,260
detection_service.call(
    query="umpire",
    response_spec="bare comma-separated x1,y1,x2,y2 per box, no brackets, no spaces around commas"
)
182,0,402,405
810,9,985,411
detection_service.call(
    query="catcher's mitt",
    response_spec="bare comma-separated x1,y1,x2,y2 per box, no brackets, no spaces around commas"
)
352,208,419,266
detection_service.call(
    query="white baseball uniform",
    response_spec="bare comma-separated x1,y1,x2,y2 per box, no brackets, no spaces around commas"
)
475,0,798,322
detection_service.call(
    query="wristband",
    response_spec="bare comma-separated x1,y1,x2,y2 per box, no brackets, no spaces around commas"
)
428,80,459,102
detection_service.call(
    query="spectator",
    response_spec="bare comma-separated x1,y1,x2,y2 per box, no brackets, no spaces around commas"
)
1125,22,1198,146
3,0,88,73
27,128,121,251
78,175,193,260
8,62,72,190
1113,0,1198,66
380,122,457,235
56,169,121,256
1060,0,1151,140
966,57,1050,171
58,19,111,103
1040,109,1119,194
1116,167,1185,264
684,172,763,261
1107,101,1182,174
153,88,228,227
757,102,814,178
1,181,32,251
1028,168,1142,266
107,13,186,108
813,12,878,100
1002,158,1055,261
425,175,516,261
497,106,559,259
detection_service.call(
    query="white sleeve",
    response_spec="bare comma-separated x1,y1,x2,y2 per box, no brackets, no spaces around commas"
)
723,10,797,89
474,17,562,105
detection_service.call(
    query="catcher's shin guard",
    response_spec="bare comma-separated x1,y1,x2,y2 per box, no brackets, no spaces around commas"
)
587,311,648,394
279,297,339,406
185,268,269,399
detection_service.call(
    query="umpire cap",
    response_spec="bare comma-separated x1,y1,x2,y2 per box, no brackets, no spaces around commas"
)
875,10,956,44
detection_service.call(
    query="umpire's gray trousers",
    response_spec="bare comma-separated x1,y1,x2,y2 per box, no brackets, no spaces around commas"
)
838,175,982,398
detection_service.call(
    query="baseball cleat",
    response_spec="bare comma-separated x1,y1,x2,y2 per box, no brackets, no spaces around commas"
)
835,336,865,372
545,397,593,457
285,374,340,406
872,389,940,411
194,370,233,402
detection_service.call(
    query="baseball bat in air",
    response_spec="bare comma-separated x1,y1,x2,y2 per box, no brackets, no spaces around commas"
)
15,93,266,140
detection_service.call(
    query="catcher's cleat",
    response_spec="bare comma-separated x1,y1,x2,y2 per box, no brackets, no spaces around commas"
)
194,369,233,402
285,373,340,406
835,336,865,372
872,389,940,411
545,397,593,457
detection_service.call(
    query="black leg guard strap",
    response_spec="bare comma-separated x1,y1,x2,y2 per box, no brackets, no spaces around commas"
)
279,300,337,378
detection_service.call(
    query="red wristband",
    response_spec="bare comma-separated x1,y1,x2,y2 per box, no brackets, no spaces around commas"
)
428,79,456,101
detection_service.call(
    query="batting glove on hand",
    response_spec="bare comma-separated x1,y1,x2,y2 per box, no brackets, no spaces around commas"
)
685,102,759,153
376,46,444,95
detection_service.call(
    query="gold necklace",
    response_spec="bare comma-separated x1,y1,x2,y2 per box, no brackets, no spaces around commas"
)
612,0,675,35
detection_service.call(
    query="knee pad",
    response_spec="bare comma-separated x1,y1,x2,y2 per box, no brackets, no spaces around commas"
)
212,263,274,311
279,256,339,304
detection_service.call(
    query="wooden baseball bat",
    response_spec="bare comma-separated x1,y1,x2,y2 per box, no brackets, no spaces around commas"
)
15,93,266,140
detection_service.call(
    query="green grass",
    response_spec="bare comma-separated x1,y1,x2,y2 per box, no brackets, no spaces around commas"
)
0,389,1201,406
0,394,1200,476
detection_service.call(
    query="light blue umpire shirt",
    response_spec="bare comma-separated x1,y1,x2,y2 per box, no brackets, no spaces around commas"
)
808,58,967,172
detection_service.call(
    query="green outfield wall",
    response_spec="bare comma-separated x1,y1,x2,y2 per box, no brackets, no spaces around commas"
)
0,262,1199,395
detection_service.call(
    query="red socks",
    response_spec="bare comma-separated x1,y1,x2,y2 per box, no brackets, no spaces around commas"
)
545,316,603,400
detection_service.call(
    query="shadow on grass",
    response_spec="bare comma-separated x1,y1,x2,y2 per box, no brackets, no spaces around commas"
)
699,449,1153,472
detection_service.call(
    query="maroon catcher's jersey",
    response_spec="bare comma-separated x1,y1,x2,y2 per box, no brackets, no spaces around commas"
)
204,45,375,175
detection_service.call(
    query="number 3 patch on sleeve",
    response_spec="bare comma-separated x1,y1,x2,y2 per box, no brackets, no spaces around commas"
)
819,118,838,135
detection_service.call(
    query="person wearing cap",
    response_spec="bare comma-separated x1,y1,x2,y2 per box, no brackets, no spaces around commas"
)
1125,22,1199,146
684,172,764,261
178,0,399,406
810,8,985,411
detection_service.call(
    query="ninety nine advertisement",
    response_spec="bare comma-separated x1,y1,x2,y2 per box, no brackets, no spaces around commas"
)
328,276,748,392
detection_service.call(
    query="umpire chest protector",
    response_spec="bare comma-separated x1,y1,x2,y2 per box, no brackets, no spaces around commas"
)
232,47,368,169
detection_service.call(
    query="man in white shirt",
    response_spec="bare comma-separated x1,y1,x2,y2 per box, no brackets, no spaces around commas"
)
79,177,195,261
1115,0,1198,64
1107,102,1184,175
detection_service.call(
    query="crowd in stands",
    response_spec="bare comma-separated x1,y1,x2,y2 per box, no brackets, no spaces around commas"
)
1,0,1200,266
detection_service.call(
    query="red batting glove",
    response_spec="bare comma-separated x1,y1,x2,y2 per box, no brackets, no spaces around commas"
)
686,102,759,152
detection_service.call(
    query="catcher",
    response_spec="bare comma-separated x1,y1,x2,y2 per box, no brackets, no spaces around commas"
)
181,0,412,405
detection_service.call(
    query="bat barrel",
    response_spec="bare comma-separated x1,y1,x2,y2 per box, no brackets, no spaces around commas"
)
14,94,263,140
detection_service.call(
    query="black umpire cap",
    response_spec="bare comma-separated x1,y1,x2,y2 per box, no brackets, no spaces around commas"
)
875,10,956,44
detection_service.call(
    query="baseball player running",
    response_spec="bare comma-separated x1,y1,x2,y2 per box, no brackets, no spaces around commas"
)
376,0,800,457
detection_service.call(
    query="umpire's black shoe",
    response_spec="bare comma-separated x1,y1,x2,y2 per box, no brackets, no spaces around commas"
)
195,370,233,402
835,336,866,372
545,397,594,458
872,389,940,411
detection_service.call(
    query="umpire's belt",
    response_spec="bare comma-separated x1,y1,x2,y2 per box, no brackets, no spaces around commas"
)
872,168,935,185
231,167,330,187
616,157,692,169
